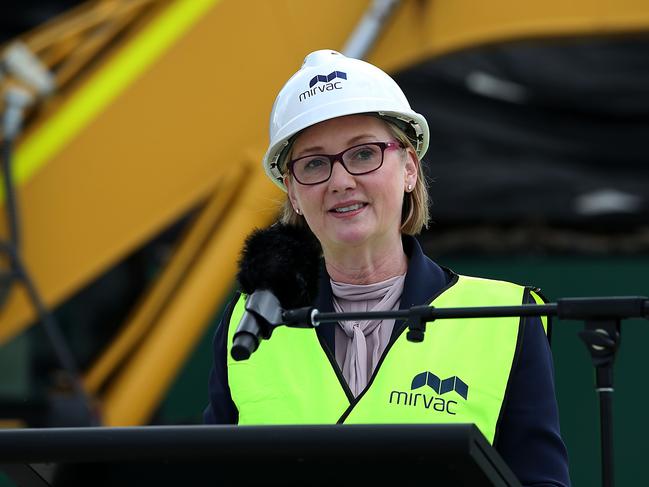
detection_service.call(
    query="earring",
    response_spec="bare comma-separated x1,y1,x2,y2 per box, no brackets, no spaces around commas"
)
295,208,301,215
407,184,413,192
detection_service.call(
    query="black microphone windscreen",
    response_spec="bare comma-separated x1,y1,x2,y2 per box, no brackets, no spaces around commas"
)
237,223,321,309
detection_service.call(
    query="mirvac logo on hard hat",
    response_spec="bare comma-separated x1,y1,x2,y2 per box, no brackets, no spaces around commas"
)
388,371,469,415
298,71,347,102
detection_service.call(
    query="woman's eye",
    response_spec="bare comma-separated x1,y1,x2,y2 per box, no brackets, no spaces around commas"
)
303,158,328,171
350,146,378,160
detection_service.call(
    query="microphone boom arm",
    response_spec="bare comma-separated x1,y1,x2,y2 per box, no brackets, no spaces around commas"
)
233,296,649,358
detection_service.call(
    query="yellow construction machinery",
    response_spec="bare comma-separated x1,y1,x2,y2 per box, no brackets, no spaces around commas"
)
1,0,648,427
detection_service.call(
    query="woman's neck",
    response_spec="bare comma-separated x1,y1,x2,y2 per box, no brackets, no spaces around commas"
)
323,235,408,284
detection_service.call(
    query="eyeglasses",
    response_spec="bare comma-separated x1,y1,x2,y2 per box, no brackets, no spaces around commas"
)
287,141,404,185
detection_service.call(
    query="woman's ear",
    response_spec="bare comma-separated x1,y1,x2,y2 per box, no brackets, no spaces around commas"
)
285,176,300,212
404,149,419,189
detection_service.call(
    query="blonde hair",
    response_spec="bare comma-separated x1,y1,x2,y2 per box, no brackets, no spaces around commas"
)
278,117,430,235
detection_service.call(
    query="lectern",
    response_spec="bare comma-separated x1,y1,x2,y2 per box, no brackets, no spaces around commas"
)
0,424,521,487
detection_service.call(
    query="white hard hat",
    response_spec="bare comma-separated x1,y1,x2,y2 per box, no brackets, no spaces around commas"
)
262,49,430,191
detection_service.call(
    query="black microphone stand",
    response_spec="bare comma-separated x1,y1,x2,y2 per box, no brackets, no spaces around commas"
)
1,90,99,426
234,294,649,487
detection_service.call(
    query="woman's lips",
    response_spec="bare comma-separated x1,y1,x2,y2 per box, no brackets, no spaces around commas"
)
328,202,368,217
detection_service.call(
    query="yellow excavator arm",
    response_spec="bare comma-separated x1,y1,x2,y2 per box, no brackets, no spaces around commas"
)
1,0,648,425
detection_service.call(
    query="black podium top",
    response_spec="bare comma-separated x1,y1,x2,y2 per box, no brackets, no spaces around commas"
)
0,423,521,487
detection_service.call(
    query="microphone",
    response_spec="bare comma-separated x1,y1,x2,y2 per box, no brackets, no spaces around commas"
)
231,223,321,360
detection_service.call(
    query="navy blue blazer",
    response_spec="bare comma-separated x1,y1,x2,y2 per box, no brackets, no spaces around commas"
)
204,236,570,487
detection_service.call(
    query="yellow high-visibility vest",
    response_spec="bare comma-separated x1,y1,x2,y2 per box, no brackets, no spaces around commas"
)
226,275,546,444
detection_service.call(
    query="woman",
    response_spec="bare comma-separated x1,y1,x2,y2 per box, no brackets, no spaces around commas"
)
205,50,570,486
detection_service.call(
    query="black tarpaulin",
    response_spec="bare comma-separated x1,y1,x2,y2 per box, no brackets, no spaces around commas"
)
393,37,649,228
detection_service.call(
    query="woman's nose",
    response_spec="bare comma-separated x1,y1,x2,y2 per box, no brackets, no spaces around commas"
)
328,159,356,191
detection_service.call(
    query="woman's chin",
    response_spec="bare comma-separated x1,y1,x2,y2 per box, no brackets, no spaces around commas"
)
327,227,375,249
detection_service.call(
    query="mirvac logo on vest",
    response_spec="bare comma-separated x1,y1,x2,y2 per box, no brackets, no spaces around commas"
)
389,371,469,415
298,71,347,102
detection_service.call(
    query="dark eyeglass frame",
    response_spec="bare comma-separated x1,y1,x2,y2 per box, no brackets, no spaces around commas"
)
287,141,404,185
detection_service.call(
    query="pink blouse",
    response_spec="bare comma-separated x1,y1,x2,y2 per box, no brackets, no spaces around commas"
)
331,273,406,397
